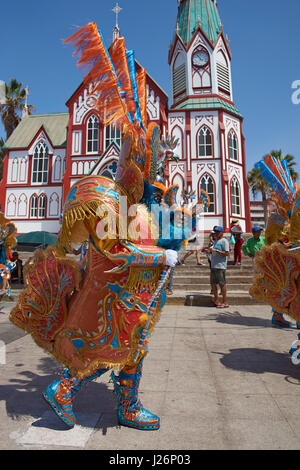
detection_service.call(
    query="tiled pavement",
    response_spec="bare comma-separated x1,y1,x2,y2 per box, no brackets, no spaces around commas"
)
0,297,300,450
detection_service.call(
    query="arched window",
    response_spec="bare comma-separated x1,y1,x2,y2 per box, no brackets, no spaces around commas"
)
6,194,16,217
198,126,213,158
78,162,83,175
38,194,46,218
229,130,238,161
53,155,61,181
30,194,38,218
30,194,47,219
171,126,183,159
87,115,99,153
100,161,118,180
11,158,19,182
17,193,27,217
231,177,241,215
72,162,77,176
49,192,60,217
32,141,49,183
19,157,27,182
200,174,215,213
105,124,121,150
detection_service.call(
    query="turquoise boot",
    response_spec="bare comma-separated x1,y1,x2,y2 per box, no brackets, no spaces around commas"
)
272,310,292,328
111,359,160,431
43,368,108,428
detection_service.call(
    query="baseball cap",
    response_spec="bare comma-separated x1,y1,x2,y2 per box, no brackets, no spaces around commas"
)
214,226,224,232
252,226,263,232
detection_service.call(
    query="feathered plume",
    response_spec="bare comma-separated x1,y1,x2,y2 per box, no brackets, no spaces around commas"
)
109,36,136,120
255,154,300,243
254,155,296,206
64,23,145,142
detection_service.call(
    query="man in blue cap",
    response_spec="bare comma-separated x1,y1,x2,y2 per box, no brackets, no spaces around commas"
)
209,226,230,308
242,227,266,258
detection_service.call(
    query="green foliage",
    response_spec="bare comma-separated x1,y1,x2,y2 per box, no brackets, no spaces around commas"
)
0,78,35,139
0,137,5,180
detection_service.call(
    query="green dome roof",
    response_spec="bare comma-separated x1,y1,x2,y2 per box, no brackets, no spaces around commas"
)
176,0,222,46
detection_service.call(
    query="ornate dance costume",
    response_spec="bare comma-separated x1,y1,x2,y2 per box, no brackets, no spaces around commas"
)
249,155,300,334
10,23,208,430
0,213,17,299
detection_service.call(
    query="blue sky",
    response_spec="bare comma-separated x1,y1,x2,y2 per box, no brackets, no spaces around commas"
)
1,0,299,177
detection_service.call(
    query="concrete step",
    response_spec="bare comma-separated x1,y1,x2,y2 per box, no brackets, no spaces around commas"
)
175,269,254,275
178,260,254,267
172,283,252,291
173,276,253,285
165,291,262,306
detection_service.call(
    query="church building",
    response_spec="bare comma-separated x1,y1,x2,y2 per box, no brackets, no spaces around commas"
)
0,0,251,234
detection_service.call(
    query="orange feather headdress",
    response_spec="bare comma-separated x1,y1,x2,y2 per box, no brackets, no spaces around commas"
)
64,23,146,145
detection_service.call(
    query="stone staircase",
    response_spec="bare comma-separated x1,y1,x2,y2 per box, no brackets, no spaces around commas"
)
166,242,262,306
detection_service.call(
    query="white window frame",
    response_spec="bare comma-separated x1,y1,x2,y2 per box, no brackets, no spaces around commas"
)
105,124,121,150
231,177,241,215
30,194,47,219
30,194,38,218
32,141,49,184
229,130,238,161
38,194,46,219
86,115,99,154
200,174,215,214
198,126,213,158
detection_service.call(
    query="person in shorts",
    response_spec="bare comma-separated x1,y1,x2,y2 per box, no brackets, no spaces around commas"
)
209,226,230,308
180,226,203,265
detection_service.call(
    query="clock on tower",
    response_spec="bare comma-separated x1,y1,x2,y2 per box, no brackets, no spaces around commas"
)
192,48,209,68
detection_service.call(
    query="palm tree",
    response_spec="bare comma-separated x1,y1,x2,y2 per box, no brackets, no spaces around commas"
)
265,150,299,181
0,137,5,180
247,167,271,226
0,79,35,139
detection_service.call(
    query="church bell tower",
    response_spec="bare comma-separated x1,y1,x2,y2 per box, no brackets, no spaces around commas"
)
167,0,251,233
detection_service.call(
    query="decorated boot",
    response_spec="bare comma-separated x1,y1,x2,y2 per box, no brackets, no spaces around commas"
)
111,359,160,431
43,368,108,427
272,310,292,328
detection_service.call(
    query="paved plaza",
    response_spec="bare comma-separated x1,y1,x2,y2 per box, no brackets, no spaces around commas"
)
0,297,300,450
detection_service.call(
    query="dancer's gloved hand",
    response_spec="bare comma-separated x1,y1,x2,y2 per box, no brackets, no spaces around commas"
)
165,249,178,267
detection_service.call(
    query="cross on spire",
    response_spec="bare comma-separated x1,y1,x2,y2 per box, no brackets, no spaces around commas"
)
112,2,122,28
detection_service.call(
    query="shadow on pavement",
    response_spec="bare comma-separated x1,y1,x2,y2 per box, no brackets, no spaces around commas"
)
195,310,297,330
0,356,117,433
212,347,300,383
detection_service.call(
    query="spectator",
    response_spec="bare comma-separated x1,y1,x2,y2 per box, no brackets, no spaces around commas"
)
10,251,23,284
203,229,217,268
233,232,244,265
166,268,174,296
180,227,203,265
242,227,265,259
209,226,230,308
205,229,217,294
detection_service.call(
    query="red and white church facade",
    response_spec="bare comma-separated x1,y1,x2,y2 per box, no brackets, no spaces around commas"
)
0,0,251,234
